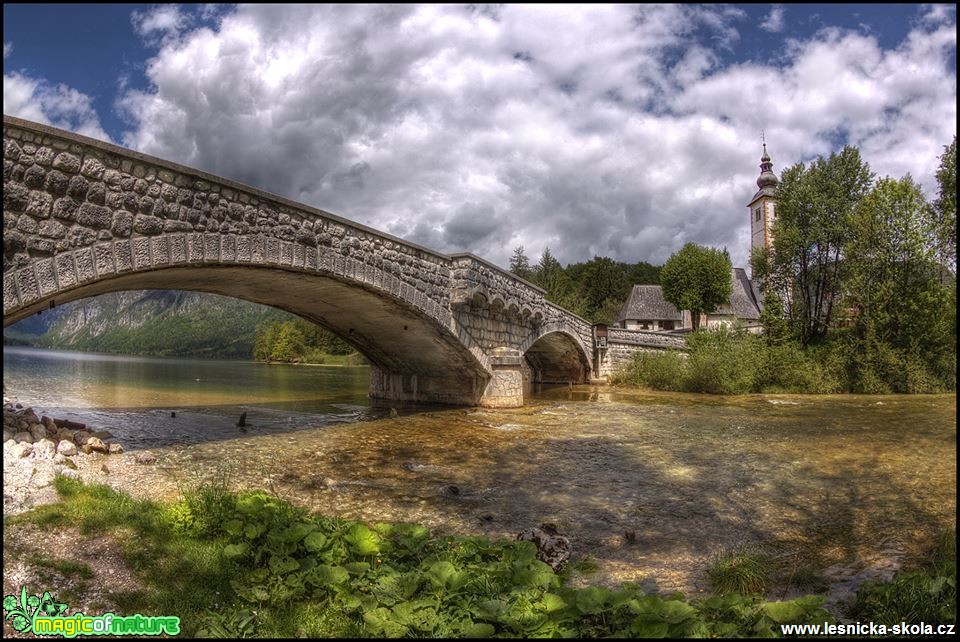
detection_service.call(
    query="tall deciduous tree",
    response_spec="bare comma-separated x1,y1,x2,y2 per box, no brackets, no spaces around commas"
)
844,176,955,383
660,243,732,331
933,136,957,273
765,146,874,344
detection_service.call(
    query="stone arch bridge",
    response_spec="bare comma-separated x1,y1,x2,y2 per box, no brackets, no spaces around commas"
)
3,116,684,407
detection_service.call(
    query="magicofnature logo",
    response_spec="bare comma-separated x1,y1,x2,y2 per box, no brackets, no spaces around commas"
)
3,586,180,637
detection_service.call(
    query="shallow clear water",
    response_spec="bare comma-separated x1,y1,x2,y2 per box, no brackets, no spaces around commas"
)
4,347,956,594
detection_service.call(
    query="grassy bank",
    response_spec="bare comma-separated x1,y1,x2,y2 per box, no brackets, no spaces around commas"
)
7,478,953,637
610,327,955,394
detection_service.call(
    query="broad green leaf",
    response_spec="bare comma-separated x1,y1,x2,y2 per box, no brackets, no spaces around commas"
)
538,593,567,613
304,531,328,552
223,542,249,559
345,562,371,575
656,599,697,624
575,586,610,614
462,622,496,638
761,600,806,623
310,564,350,586
631,618,670,638
283,522,316,543
244,522,266,540
344,523,382,556
268,555,300,574
223,519,244,536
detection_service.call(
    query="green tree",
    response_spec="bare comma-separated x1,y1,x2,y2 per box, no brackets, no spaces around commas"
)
270,322,306,362
509,245,533,281
660,243,732,331
253,322,280,362
573,256,631,324
765,146,874,344
932,136,956,273
534,247,575,306
844,175,955,389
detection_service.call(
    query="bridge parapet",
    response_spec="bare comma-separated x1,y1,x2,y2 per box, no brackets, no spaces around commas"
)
449,253,547,324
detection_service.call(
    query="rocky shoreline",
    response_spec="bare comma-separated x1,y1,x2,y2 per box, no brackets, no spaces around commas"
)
2,395,155,516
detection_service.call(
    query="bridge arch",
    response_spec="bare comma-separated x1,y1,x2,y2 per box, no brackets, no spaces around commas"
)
519,324,592,391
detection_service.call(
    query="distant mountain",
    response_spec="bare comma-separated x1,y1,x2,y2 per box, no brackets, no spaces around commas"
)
3,290,294,360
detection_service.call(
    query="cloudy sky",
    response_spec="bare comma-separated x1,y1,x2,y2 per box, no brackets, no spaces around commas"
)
4,4,956,269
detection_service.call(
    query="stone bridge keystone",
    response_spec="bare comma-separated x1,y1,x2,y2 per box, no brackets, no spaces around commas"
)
3,117,684,406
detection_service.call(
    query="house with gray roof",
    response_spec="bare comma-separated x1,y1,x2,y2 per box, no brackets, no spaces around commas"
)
616,268,763,333
615,285,682,331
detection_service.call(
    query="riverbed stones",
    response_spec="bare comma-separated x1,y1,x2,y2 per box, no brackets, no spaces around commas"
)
57,440,78,456
56,467,80,480
108,443,124,454
516,524,571,572
33,438,56,459
11,442,33,459
29,423,47,441
13,431,33,444
134,452,157,465
82,437,108,454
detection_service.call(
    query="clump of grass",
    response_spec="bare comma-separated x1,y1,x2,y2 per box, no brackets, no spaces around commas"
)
790,565,830,594
707,546,772,595
171,473,237,537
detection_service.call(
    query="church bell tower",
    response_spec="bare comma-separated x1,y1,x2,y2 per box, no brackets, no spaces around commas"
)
748,141,778,268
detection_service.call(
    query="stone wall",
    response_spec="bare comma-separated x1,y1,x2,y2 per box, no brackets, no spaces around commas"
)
597,328,688,378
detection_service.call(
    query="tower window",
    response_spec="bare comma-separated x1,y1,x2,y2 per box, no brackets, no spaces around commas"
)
754,206,762,221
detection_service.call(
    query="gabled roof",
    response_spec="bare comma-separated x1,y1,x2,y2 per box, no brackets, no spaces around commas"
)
615,285,682,322
712,268,762,320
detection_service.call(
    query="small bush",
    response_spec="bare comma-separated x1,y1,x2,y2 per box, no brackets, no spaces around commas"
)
684,328,760,394
611,350,687,390
707,546,772,595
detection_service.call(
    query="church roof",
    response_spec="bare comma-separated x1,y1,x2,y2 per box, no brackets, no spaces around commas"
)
615,285,682,322
712,268,762,320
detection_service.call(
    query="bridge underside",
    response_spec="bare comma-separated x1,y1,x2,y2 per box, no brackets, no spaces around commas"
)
5,265,490,406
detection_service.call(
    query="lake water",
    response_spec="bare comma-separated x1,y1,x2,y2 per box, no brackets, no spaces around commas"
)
4,346,956,596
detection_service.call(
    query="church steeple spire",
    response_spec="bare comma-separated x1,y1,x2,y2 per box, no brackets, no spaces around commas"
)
757,137,778,190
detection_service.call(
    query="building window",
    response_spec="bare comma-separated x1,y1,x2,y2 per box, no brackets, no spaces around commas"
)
754,206,762,221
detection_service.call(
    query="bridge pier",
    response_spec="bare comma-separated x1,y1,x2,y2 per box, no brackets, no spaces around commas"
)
368,366,486,407
478,347,525,408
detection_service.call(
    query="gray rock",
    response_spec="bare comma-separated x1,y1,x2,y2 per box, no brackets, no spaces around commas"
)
73,430,91,445
29,423,47,441
33,438,57,459
13,431,33,444
92,430,114,440
82,437,109,454
57,467,80,480
12,442,33,458
56,440,78,456
2,429,13,442
108,443,124,454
